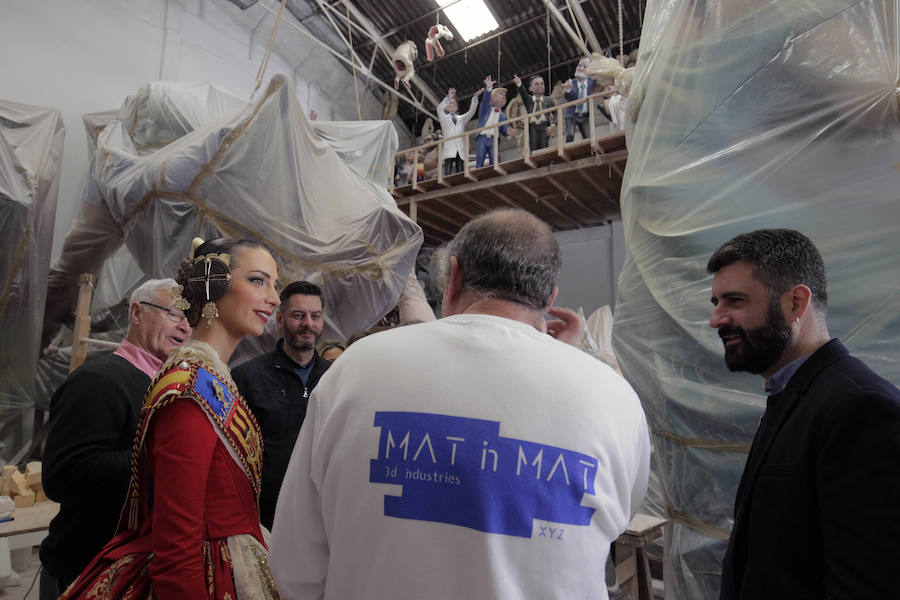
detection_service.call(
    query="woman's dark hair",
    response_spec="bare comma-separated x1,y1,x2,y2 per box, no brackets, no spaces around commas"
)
175,238,271,327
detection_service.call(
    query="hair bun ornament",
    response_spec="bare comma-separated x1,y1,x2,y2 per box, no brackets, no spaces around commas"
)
191,237,205,259
187,240,233,327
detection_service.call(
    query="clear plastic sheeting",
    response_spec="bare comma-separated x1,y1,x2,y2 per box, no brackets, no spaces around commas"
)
311,120,398,188
45,75,422,356
612,1,899,598
0,100,64,420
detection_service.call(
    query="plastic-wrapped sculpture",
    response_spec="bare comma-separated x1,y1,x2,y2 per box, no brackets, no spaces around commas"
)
425,24,453,61
612,0,900,597
0,100,64,421
392,41,418,91
45,75,422,363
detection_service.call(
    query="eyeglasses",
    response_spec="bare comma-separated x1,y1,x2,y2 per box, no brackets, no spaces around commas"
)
139,301,188,323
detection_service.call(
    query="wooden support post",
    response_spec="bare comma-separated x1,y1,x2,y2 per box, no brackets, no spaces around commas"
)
614,514,667,600
409,199,418,223
522,118,536,168
437,140,449,187
69,274,96,373
411,148,421,192
492,133,506,175
463,134,477,182
556,105,569,161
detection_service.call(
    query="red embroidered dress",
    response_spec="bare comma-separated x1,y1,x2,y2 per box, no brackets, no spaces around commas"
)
60,341,279,600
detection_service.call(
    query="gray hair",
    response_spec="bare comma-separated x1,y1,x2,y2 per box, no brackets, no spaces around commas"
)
129,278,178,306
447,209,560,311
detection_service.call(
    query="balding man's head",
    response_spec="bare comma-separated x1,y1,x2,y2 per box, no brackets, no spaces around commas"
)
446,209,561,311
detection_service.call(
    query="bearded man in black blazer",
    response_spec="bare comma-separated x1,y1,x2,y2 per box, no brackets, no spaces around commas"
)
707,229,900,599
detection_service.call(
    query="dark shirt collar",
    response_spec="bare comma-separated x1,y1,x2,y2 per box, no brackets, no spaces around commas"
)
276,338,317,370
764,353,812,395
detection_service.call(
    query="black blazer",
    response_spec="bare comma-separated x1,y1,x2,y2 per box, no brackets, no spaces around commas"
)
720,339,900,599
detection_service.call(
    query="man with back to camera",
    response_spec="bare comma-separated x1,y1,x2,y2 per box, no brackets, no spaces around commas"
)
269,208,650,600
232,280,332,530
40,278,191,599
708,229,900,599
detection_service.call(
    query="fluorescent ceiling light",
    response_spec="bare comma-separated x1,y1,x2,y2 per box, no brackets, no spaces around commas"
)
436,0,500,42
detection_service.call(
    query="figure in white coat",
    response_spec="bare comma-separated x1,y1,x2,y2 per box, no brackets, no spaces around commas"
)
437,87,483,175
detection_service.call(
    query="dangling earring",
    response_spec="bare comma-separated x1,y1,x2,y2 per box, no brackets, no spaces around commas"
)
201,301,220,327
169,284,191,310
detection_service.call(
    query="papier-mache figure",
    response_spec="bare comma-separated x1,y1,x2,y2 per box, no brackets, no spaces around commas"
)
563,57,596,142
587,53,636,130
475,75,515,167
437,86,484,175
392,41,418,91
513,73,557,151
425,24,453,61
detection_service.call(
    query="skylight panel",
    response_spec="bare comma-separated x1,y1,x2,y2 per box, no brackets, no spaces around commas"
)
436,0,500,42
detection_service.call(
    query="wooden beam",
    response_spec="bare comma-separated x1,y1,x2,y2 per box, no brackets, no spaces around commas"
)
512,183,584,228
546,176,606,221
576,170,621,210
513,181,540,201
433,198,478,222
395,151,627,205
489,188,525,210
422,201,468,228
414,214,457,238
459,192,494,214
69,274,96,373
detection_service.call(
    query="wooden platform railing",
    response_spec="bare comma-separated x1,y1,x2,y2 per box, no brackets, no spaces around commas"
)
392,90,615,193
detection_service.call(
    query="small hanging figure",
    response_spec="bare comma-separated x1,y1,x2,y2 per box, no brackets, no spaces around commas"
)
392,41,418,92
424,24,453,61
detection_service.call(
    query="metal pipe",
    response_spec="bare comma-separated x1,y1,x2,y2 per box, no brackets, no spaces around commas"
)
543,0,590,55
311,0,366,71
256,2,437,119
567,0,602,53
336,0,443,108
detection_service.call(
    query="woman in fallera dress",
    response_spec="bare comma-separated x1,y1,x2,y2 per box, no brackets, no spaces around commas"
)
60,238,282,600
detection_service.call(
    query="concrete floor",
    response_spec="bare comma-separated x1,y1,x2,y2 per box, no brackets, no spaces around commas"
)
0,548,41,600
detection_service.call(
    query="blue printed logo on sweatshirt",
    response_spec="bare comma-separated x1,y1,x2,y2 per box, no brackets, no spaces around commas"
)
369,412,599,537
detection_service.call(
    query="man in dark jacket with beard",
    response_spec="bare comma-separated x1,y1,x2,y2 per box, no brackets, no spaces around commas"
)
233,281,332,529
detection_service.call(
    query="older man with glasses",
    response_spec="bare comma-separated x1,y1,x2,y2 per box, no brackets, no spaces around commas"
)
39,278,191,600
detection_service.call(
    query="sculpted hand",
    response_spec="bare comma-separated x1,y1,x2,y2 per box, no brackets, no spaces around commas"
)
544,306,585,347
513,73,522,87
474,87,484,97
564,78,573,91
448,87,456,99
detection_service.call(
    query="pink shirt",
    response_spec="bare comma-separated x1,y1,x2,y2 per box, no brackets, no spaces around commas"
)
114,339,164,379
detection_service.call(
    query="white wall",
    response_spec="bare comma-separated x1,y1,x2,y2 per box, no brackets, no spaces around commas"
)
1,0,391,260
554,220,625,317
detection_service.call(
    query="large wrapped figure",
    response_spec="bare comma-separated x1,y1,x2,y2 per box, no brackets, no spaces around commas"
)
0,100,64,425
45,75,422,355
612,1,900,597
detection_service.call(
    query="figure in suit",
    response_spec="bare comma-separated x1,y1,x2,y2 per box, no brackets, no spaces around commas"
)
475,75,514,168
437,86,483,175
707,229,900,599
563,57,596,142
512,73,556,151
